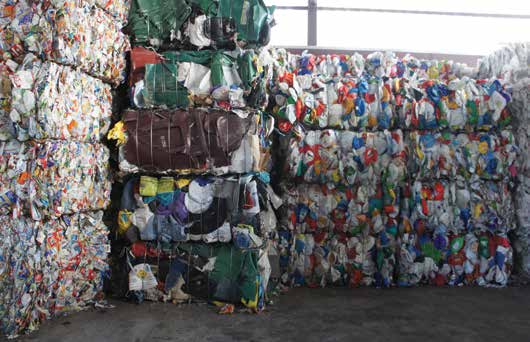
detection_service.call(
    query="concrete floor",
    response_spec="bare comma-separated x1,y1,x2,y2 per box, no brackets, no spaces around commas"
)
17,287,530,342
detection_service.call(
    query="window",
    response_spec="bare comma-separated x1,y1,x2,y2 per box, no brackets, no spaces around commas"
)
268,0,530,55
270,9,308,46
321,0,530,16
317,11,530,55
267,0,307,6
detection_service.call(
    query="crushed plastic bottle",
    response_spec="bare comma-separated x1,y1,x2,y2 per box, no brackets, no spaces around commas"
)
275,49,520,289
407,130,517,181
287,129,406,186
283,182,398,288
267,49,509,133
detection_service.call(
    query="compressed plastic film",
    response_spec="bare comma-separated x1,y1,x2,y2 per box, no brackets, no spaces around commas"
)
130,48,269,110
118,174,281,311
118,108,264,174
0,139,111,218
0,0,130,84
4,54,112,142
0,211,109,338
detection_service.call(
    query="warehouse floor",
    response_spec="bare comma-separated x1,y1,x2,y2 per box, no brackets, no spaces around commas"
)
18,287,530,342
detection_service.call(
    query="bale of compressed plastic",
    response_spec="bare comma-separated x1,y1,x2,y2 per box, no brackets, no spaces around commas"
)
479,43,530,278
0,211,110,339
0,139,111,218
118,174,279,311
1,0,130,84
407,130,517,181
286,129,406,186
4,54,112,142
130,48,267,110
284,182,399,288
116,108,263,174
128,0,274,49
268,50,507,133
397,180,514,287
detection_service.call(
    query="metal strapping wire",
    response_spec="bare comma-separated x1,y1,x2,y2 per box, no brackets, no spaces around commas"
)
186,244,192,304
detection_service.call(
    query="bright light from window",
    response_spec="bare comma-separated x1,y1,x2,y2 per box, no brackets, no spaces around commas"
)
266,0,530,54
320,0,530,15
267,0,307,6
317,10,530,55
270,9,308,46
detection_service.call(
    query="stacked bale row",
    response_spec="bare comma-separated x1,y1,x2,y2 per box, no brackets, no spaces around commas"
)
0,0,129,337
478,43,530,279
272,50,517,288
107,0,282,312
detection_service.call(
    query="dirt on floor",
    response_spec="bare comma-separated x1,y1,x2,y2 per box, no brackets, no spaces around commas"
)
16,286,530,342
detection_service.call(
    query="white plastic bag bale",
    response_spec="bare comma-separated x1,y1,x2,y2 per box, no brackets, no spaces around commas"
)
477,43,530,83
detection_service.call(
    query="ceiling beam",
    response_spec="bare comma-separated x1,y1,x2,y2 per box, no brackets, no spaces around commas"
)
274,6,530,19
